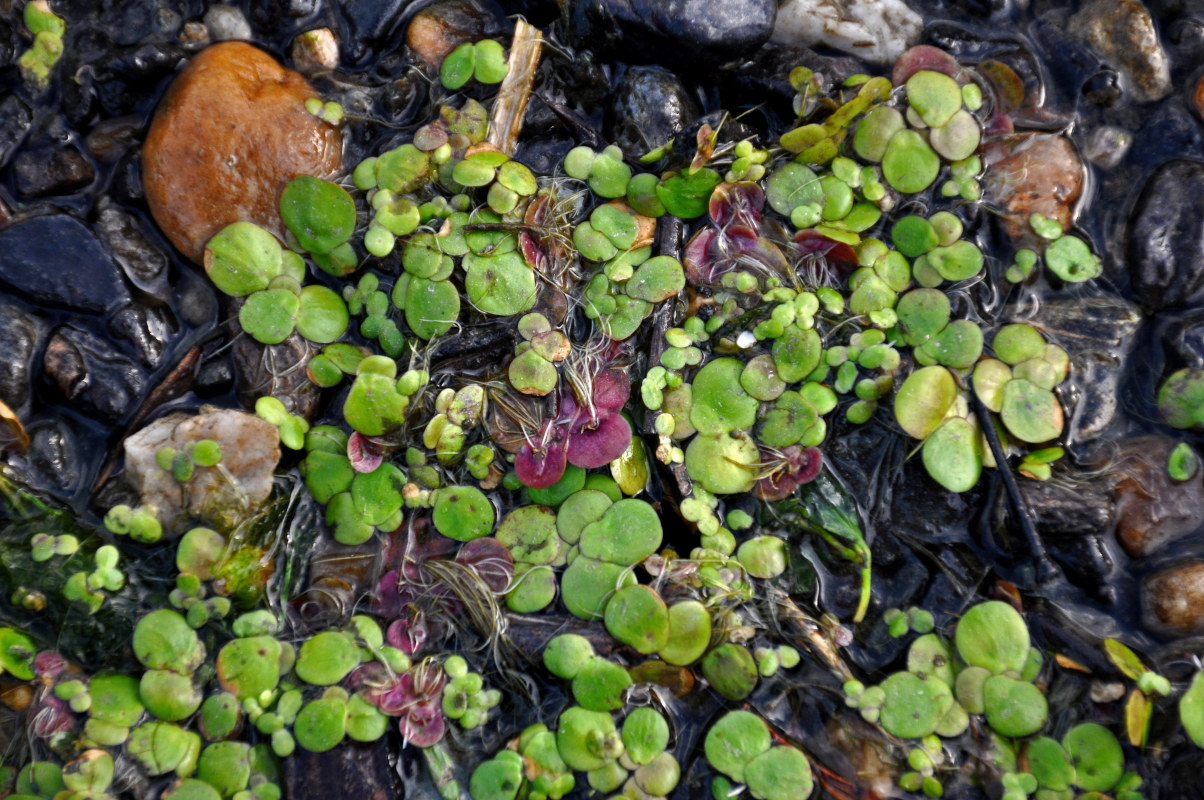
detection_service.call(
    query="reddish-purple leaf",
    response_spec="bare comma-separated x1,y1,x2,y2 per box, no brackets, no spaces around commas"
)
709,181,765,228
519,230,547,272
516,439,568,489
753,446,822,501
567,412,631,469
455,538,515,593
402,701,446,747
795,230,859,275
892,45,961,86
387,613,428,655
592,369,630,412
32,696,73,738
348,432,386,473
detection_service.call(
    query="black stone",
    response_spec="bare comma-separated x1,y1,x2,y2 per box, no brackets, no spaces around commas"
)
196,356,235,398
560,0,776,68
26,420,81,494
1127,160,1204,310
108,304,176,368
12,145,96,198
607,66,699,158
1162,307,1204,370
96,204,170,298
0,95,33,168
43,326,146,422
0,215,129,313
0,303,43,413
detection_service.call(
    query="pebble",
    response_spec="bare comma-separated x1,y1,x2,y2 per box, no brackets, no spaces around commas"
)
607,66,700,160
0,304,42,413
771,0,921,66
0,215,129,314
561,0,777,66
1126,159,1204,310
0,95,33,166
26,421,81,494
203,5,253,42
1068,0,1171,103
43,326,146,422
142,41,343,263
983,134,1084,243
232,329,321,420
107,304,175,368
291,28,339,74
96,203,170,298
1142,562,1204,635
12,145,96,198
1113,436,1204,558
123,409,281,535
406,0,510,69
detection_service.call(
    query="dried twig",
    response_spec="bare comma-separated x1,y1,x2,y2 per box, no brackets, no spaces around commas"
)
487,19,542,156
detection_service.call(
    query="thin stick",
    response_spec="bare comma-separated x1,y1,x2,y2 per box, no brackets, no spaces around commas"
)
972,390,1059,583
488,19,542,156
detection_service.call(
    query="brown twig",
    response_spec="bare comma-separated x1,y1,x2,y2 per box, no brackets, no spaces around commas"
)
487,19,542,156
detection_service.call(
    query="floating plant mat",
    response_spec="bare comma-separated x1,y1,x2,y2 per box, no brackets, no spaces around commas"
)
3,3,1204,800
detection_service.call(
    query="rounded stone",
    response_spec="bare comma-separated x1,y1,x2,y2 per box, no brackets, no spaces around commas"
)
143,42,343,263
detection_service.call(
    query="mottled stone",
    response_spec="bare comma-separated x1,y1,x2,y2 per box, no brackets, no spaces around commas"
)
12,145,96,198
0,304,42,413
984,134,1084,243
406,0,510,69
771,0,921,65
561,0,777,67
96,203,170,298
43,326,146,422
0,215,129,313
291,28,340,74
232,328,320,420
1114,436,1204,558
0,95,32,167
607,66,700,159
1069,0,1171,103
1126,160,1204,310
1143,562,1204,635
123,409,282,535
203,5,253,41
142,42,343,263
107,304,175,368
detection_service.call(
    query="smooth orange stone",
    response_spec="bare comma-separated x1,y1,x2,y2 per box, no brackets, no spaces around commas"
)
143,41,342,263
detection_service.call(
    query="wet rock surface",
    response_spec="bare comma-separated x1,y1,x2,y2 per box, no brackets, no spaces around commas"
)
560,0,777,67
607,66,700,159
1143,562,1204,635
984,134,1085,242
0,304,42,414
0,215,129,313
142,41,343,262
1127,159,1204,311
406,0,511,69
1068,0,1172,104
43,326,146,422
12,145,96,198
123,409,282,534
1113,436,1204,558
